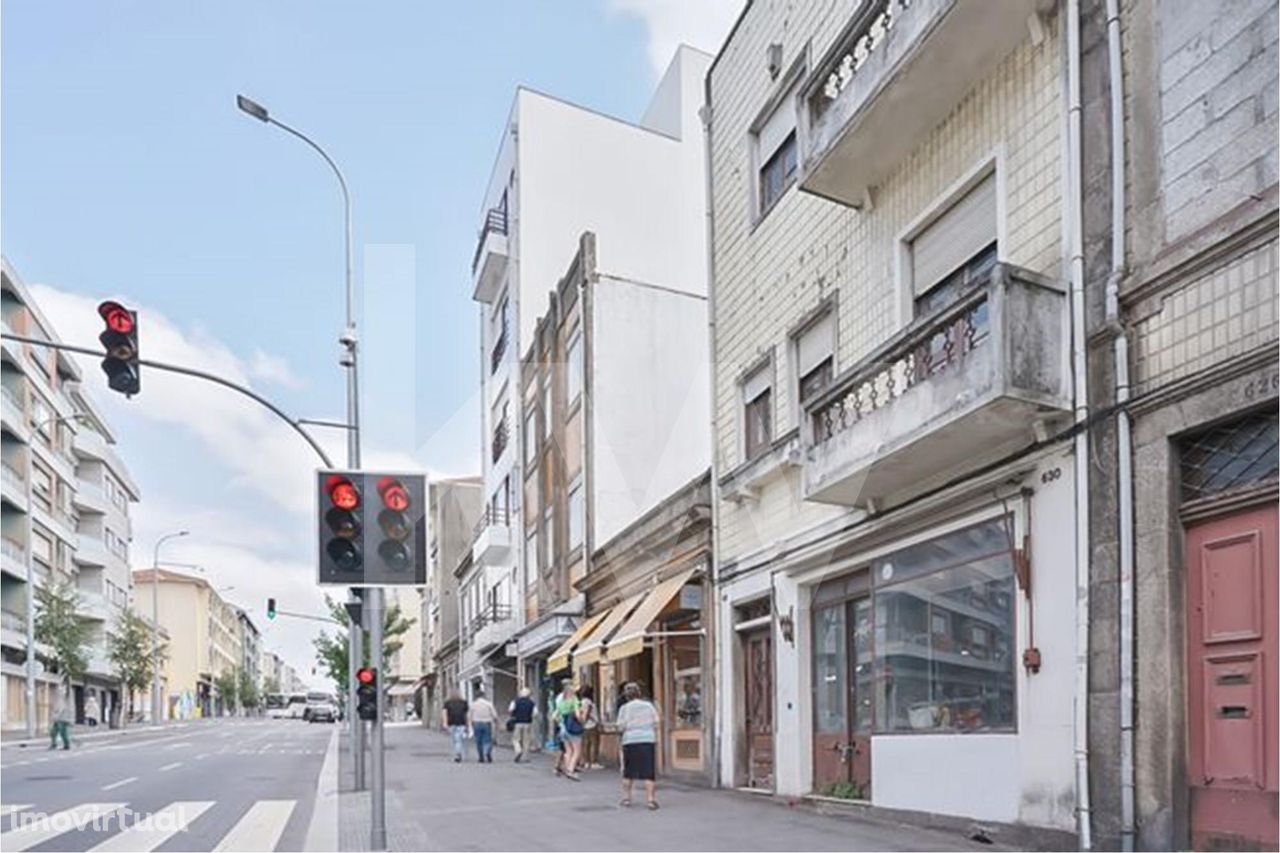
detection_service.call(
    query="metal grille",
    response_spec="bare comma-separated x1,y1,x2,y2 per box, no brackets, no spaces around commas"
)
1180,410,1279,503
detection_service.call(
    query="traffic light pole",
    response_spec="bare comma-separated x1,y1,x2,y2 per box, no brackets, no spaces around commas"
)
367,586,386,851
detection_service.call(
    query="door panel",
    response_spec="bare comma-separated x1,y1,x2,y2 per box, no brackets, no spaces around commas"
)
744,629,774,789
1186,505,1278,851
849,597,873,796
812,605,847,792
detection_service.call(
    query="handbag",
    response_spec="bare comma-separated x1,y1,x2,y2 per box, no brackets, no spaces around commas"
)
563,710,585,736
506,717,517,733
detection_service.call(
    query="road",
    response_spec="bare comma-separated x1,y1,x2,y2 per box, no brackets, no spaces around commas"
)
0,718,332,852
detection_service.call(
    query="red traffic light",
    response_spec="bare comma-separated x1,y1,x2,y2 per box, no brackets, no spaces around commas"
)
98,301,135,334
377,477,410,512
326,475,360,510
356,667,376,685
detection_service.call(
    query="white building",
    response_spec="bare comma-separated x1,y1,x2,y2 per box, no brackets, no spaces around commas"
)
462,46,712,710
707,0,1080,844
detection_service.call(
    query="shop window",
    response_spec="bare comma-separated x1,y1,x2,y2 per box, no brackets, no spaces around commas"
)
667,625,703,730
872,517,1017,733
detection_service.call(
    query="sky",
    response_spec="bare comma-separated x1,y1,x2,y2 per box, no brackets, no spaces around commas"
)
1,1,742,686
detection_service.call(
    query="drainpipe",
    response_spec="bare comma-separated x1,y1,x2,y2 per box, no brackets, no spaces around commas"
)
700,82,725,789
1066,0,1094,848
1103,0,1136,847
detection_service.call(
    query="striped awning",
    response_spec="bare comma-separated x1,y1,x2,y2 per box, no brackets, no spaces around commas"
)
545,611,609,675
605,568,697,662
572,593,645,668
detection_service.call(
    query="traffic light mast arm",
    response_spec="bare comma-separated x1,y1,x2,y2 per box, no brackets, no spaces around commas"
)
1,332,335,468
274,608,342,626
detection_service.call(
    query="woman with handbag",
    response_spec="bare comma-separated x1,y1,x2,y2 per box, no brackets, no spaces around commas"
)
553,680,585,780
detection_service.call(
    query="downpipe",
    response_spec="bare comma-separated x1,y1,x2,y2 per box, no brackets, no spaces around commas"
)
1104,0,1137,847
1066,0,1094,849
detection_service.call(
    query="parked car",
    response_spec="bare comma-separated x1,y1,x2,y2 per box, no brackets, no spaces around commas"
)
304,691,337,723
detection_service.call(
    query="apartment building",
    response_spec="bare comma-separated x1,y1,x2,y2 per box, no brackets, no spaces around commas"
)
463,45,712,712
1,259,140,731
132,568,243,719
386,586,423,720
235,608,261,711
514,229,711,756
421,476,481,724
707,0,1079,842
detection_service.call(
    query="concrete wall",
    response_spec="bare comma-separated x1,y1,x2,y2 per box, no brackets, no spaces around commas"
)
588,274,710,548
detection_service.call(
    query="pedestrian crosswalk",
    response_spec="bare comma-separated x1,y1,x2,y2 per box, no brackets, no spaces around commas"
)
0,799,298,852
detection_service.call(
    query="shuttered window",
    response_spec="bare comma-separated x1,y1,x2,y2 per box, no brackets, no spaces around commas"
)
742,365,773,460
796,311,835,404
911,172,997,297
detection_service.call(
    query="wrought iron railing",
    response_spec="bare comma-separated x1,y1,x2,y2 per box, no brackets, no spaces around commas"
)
808,279,990,446
491,417,509,463
470,205,509,274
472,505,511,540
811,0,911,122
464,602,513,643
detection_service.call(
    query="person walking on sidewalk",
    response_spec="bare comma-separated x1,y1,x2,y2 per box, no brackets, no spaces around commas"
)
442,690,469,763
579,685,601,769
508,688,536,763
553,680,584,780
84,693,100,728
616,682,660,810
49,686,72,750
469,688,497,763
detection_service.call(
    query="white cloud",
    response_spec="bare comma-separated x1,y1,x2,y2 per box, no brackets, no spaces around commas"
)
248,349,305,389
609,0,743,75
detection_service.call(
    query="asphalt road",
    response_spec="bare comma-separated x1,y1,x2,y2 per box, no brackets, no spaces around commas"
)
0,717,333,852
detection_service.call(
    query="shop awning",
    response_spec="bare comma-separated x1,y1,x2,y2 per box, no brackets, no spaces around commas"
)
387,682,418,697
572,593,645,668
605,568,697,662
545,610,610,675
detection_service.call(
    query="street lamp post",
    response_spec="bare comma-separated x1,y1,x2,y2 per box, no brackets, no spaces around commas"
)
237,94,372,814
23,413,90,739
150,530,189,724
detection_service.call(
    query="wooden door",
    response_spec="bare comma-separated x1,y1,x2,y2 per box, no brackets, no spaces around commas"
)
811,596,872,798
743,628,774,789
1185,504,1278,850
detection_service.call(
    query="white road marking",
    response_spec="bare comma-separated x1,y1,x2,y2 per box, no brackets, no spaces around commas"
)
158,762,182,772
0,802,124,852
0,804,32,817
100,777,137,791
303,729,340,852
88,801,214,852
213,800,296,852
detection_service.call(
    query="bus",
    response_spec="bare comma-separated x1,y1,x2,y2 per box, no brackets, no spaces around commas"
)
264,693,289,719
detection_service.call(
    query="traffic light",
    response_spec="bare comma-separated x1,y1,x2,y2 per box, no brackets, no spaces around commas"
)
267,598,276,620
97,300,139,397
355,667,378,721
316,471,426,586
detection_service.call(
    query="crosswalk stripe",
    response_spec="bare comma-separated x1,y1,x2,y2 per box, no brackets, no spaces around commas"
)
212,800,296,852
88,800,214,852
0,803,124,852
101,777,137,791
0,804,32,817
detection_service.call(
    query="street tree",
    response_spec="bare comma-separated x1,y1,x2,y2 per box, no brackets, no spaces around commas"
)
214,668,239,716
263,674,281,695
34,581,91,690
106,609,167,727
313,595,414,697
238,667,260,712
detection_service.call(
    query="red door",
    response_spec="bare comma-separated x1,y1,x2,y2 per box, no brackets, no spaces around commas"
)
1185,504,1278,850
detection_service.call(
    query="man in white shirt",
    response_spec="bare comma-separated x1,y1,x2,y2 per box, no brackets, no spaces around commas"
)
468,688,498,763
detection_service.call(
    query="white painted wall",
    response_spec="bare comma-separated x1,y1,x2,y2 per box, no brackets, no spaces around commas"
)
589,274,710,548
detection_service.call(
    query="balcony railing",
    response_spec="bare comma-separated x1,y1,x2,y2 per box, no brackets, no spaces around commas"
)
473,506,511,540
464,602,513,645
471,206,508,274
471,506,512,565
1,609,23,633
1,460,25,491
491,418,509,464
802,263,1070,507
1,536,25,562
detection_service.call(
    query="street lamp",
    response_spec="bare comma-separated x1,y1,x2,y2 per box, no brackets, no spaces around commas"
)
23,412,90,739
150,530,189,724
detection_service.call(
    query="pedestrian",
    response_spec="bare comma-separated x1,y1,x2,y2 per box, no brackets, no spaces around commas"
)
84,693,100,728
579,685,601,769
553,679,585,780
49,686,72,750
616,681,660,810
469,688,497,763
441,689,469,763
508,687,536,763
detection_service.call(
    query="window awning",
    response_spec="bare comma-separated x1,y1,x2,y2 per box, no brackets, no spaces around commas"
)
605,568,697,663
545,611,609,675
387,682,418,698
572,593,645,668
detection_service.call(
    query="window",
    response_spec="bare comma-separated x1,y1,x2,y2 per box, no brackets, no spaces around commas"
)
542,382,553,440
541,506,553,575
491,401,509,463
742,365,772,460
566,480,583,552
491,296,509,374
910,171,998,315
753,77,800,218
795,310,835,408
872,517,1017,733
525,526,538,590
523,409,537,467
566,329,583,407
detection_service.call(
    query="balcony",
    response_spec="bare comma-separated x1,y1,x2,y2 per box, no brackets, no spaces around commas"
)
1,384,28,439
78,589,112,622
466,603,514,653
802,263,1069,507
1,460,27,510
800,0,1039,207
1,536,26,580
471,205,510,304
471,506,512,565
73,480,109,515
74,534,110,568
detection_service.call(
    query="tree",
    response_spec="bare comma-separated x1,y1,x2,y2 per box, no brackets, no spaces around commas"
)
214,668,238,716
238,667,260,711
262,675,281,696
34,581,91,688
107,609,167,727
313,595,415,697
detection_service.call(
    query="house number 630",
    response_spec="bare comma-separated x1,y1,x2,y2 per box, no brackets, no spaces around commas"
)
1041,467,1062,484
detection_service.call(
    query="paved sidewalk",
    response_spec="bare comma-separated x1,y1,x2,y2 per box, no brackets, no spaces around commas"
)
330,724,1003,852
0,718,205,749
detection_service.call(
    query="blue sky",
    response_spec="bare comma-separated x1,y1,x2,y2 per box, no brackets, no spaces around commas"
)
2,1,739,681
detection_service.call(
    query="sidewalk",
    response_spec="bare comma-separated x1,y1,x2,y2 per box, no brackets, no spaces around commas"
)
1,718,203,749
329,724,1005,852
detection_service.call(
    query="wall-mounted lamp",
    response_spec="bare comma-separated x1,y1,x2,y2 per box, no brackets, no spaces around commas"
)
779,607,795,645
